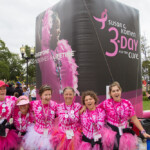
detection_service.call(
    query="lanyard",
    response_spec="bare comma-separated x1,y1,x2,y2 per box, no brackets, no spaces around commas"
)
18,111,29,131
112,99,125,123
87,108,98,132
0,100,7,118
64,103,74,114
63,103,75,123
41,101,50,127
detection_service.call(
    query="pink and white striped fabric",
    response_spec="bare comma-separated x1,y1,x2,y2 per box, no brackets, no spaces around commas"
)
56,102,82,132
0,96,17,122
30,100,57,134
80,107,105,139
99,98,135,127
13,106,34,133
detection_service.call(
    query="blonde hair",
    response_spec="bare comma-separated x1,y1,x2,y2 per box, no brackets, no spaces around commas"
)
109,81,122,94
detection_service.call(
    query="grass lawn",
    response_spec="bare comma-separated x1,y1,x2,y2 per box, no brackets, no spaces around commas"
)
143,100,150,110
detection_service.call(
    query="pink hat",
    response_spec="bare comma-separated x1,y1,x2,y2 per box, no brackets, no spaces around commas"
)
17,96,29,106
0,80,8,87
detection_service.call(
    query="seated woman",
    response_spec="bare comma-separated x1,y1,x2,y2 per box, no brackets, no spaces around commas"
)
79,91,105,150
23,85,57,150
13,96,34,148
99,81,150,150
52,87,82,150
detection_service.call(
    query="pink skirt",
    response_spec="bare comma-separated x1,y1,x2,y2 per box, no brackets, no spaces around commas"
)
51,129,81,150
0,129,19,150
101,126,137,150
79,141,101,150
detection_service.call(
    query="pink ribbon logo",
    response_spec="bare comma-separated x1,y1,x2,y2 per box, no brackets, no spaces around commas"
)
93,9,108,29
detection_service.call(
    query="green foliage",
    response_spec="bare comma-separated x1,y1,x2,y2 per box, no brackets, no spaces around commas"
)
143,91,146,96
143,96,149,101
0,39,25,81
141,36,150,80
143,100,150,110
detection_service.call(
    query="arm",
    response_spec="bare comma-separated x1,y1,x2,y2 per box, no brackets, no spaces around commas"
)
131,115,150,138
79,105,86,115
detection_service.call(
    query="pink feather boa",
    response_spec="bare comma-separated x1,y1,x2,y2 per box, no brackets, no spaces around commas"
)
39,8,79,101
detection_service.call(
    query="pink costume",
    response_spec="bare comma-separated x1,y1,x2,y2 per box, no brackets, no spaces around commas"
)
38,8,79,101
0,96,19,150
79,107,105,150
52,102,82,150
13,104,34,135
23,100,57,150
99,98,137,150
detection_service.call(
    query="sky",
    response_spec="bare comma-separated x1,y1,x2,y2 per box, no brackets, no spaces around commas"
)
0,0,150,54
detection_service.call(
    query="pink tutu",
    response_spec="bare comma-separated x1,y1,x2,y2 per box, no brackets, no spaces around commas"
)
101,126,117,150
101,126,137,150
119,133,137,150
51,129,81,150
79,141,101,150
0,129,19,150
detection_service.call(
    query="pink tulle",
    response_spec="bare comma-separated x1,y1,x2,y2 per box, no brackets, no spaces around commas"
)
78,141,101,150
0,129,19,150
119,133,137,150
101,126,117,150
51,129,81,150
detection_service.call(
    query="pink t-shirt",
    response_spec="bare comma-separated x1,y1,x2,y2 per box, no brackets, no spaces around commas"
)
13,105,34,132
0,96,17,123
99,98,135,127
31,100,57,134
56,103,82,132
80,107,105,139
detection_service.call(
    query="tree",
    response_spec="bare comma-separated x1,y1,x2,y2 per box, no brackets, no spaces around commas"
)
0,39,24,81
9,53,25,81
141,36,150,91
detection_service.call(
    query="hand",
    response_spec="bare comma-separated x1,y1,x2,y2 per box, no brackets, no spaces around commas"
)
143,132,150,139
79,105,86,115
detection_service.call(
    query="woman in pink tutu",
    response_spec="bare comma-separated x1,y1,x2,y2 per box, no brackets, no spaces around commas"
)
23,85,57,150
13,95,34,148
0,80,18,150
79,91,105,150
52,87,82,150
99,81,150,150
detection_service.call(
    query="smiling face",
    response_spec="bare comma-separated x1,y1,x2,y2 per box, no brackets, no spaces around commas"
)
109,85,121,102
63,89,74,105
0,86,6,101
19,104,29,114
41,90,52,104
84,95,96,111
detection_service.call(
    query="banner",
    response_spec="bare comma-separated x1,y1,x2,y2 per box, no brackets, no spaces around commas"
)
35,0,142,116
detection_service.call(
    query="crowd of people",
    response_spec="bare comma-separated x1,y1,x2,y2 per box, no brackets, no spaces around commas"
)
0,80,150,150
6,81,36,100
